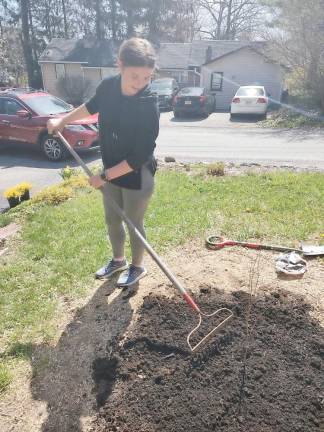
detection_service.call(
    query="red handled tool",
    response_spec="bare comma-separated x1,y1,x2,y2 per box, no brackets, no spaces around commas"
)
206,235,324,256
206,235,301,253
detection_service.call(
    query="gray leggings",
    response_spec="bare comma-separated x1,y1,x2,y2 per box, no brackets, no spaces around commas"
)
102,166,154,266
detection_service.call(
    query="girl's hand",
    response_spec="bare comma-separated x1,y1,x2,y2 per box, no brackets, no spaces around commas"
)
47,118,65,135
88,175,106,189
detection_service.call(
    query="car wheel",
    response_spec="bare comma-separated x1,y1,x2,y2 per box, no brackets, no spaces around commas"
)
41,134,68,161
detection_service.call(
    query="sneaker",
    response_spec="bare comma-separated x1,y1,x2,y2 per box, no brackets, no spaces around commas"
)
95,258,128,280
117,264,147,287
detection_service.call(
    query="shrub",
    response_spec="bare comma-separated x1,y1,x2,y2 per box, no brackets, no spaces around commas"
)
206,162,225,176
32,185,73,205
63,174,90,189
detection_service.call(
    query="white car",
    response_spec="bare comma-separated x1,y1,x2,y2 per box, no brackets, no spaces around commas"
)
230,86,269,119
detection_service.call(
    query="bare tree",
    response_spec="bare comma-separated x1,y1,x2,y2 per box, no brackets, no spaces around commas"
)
263,0,324,110
198,0,265,40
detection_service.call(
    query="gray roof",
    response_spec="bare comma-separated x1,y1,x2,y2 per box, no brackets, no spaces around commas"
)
39,38,267,69
157,40,267,69
156,43,192,69
39,38,119,67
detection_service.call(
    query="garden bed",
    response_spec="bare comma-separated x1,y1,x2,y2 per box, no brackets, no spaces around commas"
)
91,288,323,432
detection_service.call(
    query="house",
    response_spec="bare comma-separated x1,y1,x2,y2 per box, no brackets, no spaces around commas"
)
38,37,119,101
39,38,284,110
157,40,284,110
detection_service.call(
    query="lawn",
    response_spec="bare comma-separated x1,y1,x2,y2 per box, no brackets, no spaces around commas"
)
0,169,323,392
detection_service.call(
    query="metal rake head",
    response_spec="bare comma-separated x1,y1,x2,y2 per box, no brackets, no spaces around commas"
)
187,307,233,352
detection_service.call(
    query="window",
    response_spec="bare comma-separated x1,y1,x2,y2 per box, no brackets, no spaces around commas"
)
55,63,66,79
2,99,23,115
0,98,5,114
211,72,223,91
24,95,72,115
168,70,188,84
236,87,265,96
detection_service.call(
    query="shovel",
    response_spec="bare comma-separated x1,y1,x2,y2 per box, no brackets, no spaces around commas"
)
56,132,233,352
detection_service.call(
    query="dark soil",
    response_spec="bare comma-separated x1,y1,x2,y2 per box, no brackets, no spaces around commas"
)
91,289,324,432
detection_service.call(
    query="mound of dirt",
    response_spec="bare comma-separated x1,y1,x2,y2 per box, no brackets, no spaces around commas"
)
91,289,324,432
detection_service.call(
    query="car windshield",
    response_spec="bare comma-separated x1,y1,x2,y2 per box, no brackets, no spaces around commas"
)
24,95,72,115
151,81,173,91
236,87,265,97
178,87,204,96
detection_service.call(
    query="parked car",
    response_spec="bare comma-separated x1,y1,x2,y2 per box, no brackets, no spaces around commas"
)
150,78,179,110
230,86,268,119
173,87,215,118
0,88,99,161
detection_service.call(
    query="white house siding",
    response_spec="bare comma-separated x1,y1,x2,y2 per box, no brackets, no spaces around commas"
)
201,47,283,110
83,67,118,97
101,67,118,79
40,63,57,95
83,68,101,96
40,62,84,99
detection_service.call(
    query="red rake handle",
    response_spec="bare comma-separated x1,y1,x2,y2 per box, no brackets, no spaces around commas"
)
206,235,300,253
183,292,200,313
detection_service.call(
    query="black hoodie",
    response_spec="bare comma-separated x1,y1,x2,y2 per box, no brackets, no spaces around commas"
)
85,74,159,189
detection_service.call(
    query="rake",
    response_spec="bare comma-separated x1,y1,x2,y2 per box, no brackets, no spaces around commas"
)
57,132,233,352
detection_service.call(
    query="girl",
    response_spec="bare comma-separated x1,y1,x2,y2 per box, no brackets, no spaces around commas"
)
47,38,159,287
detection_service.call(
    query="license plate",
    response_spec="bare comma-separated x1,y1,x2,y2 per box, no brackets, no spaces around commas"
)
245,100,253,105
185,100,192,105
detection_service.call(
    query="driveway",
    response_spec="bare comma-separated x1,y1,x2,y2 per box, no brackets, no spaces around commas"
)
158,111,324,167
1,111,324,210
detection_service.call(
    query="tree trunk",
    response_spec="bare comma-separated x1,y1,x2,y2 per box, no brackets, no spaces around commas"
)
95,0,104,40
62,0,68,38
225,0,233,39
20,0,35,87
110,0,117,40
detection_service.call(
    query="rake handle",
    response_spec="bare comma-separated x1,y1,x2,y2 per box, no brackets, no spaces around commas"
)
56,131,200,312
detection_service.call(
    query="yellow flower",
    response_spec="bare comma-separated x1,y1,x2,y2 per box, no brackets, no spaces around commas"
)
4,187,21,199
17,182,32,194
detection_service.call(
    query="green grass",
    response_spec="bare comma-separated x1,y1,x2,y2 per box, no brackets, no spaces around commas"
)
0,213,13,228
0,170,323,390
0,362,12,393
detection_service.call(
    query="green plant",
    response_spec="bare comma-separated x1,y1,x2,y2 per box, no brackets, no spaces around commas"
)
32,185,73,205
0,214,12,228
206,162,225,176
59,165,79,180
63,174,90,189
262,108,324,129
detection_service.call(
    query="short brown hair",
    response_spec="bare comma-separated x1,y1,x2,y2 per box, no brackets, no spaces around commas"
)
118,38,156,68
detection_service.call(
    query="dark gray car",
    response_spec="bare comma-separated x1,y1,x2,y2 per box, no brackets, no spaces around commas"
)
150,78,179,110
173,87,215,118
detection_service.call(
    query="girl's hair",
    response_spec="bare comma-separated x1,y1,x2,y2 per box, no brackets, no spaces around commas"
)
118,38,156,68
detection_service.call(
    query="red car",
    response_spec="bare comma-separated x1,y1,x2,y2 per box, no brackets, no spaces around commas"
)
0,88,99,161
